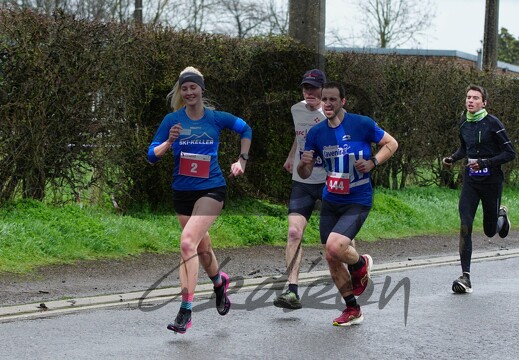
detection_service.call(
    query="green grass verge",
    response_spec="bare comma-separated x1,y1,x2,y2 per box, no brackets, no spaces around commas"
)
1,186,518,273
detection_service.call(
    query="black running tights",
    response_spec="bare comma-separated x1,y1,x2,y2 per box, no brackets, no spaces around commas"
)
458,180,503,273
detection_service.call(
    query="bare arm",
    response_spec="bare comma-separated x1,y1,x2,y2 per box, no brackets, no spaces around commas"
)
373,132,398,165
283,137,297,173
355,132,399,173
297,150,316,179
230,137,252,177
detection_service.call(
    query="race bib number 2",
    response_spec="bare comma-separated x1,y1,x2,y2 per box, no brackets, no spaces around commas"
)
326,172,350,194
179,152,211,178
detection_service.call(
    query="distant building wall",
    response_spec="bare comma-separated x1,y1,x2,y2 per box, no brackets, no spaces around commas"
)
327,47,519,77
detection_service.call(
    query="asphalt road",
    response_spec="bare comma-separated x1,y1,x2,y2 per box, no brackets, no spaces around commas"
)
1,254,519,360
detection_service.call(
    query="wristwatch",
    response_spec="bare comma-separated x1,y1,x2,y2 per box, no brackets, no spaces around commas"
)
239,153,249,161
371,156,379,167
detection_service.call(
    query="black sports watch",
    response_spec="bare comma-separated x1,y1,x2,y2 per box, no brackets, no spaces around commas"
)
239,153,249,161
370,156,379,167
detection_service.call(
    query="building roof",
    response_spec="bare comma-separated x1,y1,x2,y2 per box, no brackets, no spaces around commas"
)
327,47,519,75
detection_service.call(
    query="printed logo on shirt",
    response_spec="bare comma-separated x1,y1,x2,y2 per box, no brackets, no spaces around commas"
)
179,132,214,146
342,134,351,141
322,144,350,159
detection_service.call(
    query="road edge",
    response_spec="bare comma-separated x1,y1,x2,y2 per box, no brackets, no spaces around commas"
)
2,248,519,321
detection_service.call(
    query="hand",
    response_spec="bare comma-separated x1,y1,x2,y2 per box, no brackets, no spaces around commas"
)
229,159,246,177
476,158,489,169
283,158,293,174
467,161,479,171
168,124,182,143
468,158,488,171
354,158,375,174
300,150,314,165
442,157,454,166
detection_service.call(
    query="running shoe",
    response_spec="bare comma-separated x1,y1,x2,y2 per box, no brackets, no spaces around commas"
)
350,254,373,296
498,206,511,238
214,272,231,315
333,306,364,326
452,274,473,294
273,290,302,310
167,308,192,334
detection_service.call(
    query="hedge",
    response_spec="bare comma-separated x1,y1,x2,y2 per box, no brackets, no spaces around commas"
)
1,9,518,210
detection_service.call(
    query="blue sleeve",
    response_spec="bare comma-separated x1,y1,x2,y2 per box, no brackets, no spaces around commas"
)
373,122,385,144
364,115,384,144
217,111,252,139
147,113,176,164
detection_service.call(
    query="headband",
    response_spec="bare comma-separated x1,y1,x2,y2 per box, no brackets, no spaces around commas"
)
179,72,205,90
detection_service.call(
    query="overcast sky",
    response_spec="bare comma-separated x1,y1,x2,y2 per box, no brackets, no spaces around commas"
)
324,0,519,55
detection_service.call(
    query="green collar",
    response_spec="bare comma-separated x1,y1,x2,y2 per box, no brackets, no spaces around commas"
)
466,109,488,122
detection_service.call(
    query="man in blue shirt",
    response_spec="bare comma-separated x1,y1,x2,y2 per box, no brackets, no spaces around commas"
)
298,81,398,327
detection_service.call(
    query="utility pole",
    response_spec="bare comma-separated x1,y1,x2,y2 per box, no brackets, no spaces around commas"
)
482,0,499,72
288,0,326,70
134,0,143,25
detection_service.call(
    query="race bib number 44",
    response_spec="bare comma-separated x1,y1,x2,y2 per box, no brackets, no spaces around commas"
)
326,172,350,194
179,152,211,178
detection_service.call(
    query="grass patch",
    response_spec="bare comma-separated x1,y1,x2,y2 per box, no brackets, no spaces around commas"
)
0,200,180,273
360,187,464,240
1,186,518,273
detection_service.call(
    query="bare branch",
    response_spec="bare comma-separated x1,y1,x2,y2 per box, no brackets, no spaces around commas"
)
357,0,436,48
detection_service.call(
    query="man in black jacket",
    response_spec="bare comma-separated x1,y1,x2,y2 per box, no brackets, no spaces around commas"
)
443,84,516,294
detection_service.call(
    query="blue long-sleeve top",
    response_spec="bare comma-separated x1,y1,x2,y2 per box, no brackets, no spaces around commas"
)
148,107,252,191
